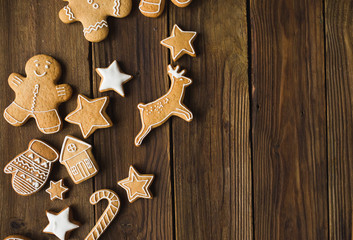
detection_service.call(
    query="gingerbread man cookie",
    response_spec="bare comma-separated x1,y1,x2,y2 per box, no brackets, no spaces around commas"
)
135,65,193,146
139,0,192,18
3,55,72,134
59,0,132,42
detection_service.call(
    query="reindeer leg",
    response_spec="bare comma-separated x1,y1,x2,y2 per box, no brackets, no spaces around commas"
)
135,125,152,146
175,105,193,121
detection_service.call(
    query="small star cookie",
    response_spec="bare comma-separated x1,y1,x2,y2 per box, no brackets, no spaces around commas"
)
46,179,69,201
43,207,80,240
59,0,132,42
65,94,112,138
117,166,154,203
96,60,132,97
161,24,197,61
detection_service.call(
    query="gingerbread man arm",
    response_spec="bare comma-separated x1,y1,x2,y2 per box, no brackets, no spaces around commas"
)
59,6,77,24
55,84,72,102
8,73,25,91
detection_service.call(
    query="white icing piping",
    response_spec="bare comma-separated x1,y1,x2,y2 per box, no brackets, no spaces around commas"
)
34,70,46,77
31,84,39,112
113,0,121,16
139,0,162,14
64,6,75,20
83,20,108,36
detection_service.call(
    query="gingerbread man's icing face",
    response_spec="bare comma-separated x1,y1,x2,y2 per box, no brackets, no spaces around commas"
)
25,55,61,81
59,0,132,42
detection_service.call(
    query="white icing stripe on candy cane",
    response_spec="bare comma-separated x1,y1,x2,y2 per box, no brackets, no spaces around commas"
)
113,0,121,16
83,20,108,36
64,6,75,20
85,189,120,240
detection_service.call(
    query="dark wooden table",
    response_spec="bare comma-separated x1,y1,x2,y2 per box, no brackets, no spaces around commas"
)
0,0,352,239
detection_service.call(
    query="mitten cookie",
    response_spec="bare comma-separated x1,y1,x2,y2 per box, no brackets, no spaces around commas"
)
135,65,193,146
43,207,80,240
65,94,112,138
3,55,72,134
139,0,192,18
60,135,99,184
4,139,59,196
59,0,132,42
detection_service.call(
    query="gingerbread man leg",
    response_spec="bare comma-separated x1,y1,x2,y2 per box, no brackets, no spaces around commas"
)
3,102,31,126
139,0,166,18
34,110,61,134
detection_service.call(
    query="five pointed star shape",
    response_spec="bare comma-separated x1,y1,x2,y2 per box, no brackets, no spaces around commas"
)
117,166,154,203
65,94,112,138
96,60,133,97
43,207,79,240
160,24,197,61
46,179,69,201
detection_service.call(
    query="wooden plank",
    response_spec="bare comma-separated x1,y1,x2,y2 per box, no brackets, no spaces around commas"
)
0,0,93,239
91,7,173,240
250,0,328,239
170,1,252,239
325,1,353,239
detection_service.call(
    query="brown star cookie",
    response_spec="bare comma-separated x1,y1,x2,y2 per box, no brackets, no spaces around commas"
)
65,94,112,138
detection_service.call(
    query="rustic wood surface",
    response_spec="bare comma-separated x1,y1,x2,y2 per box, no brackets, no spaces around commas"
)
0,0,352,239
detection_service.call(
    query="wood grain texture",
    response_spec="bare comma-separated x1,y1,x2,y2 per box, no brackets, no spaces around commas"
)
0,0,93,239
250,0,328,239
91,7,173,240
325,1,353,239
170,0,252,239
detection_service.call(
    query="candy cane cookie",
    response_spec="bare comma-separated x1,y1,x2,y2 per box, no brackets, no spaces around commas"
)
85,189,120,240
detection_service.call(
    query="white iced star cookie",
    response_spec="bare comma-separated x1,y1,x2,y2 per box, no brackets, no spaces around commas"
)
96,60,133,97
43,207,80,240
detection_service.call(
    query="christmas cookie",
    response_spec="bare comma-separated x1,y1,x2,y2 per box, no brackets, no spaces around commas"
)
135,65,193,146
85,189,120,240
46,179,69,201
160,24,197,61
4,236,31,240
117,166,154,203
3,55,72,134
96,60,133,97
59,135,99,184
59,0,132,42
139,0,192,18
65,94,112,138
43,207,80,240
4,139,59,196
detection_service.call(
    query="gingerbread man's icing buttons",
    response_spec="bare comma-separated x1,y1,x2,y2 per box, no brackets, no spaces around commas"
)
59,0,132,42
3,55,72,134
135,65,193,146
43,207,80,240
161,24,197,61
139,0,192,18
117,166,154,203
4,139,59,196
65,94,113,138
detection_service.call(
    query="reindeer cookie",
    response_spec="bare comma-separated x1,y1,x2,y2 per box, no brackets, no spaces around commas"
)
139,0,192,18
135,65,193,146
59,0,132,42
3,55,72,134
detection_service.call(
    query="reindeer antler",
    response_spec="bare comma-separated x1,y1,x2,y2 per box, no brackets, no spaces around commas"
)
168,65,186,79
